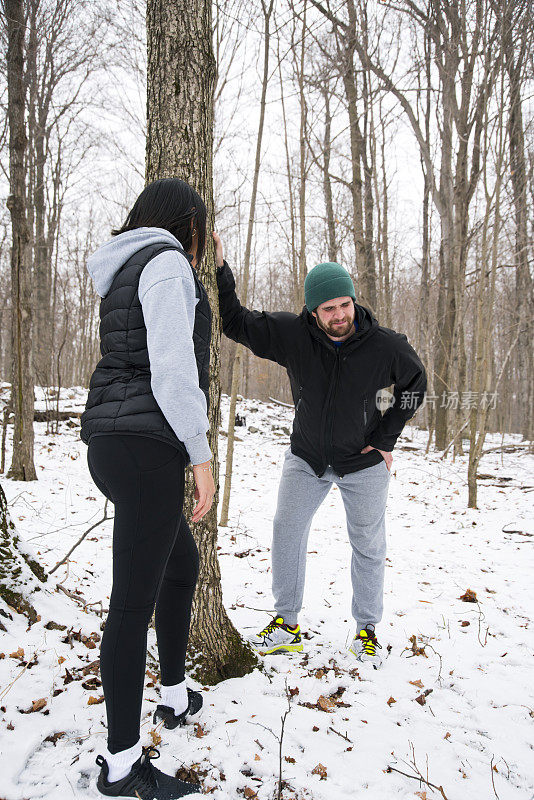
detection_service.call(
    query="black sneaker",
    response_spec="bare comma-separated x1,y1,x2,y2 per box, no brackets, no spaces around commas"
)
96,745,199,798
153,688,203,730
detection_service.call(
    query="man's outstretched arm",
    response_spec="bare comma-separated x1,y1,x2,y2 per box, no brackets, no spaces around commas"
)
216,260,294,367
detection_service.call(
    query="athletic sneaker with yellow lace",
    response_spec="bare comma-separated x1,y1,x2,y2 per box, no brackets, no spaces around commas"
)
349,624,383,669
249,616,303,655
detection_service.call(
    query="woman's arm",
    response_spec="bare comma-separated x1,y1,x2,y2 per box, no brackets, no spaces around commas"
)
139,250,211,466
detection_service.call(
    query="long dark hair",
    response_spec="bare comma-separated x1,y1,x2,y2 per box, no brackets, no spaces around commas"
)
112,178,207,264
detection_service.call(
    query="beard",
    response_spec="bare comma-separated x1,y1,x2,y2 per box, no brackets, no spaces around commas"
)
316,314,355,339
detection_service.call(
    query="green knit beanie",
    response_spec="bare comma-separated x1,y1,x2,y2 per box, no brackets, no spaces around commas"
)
304,262,356,312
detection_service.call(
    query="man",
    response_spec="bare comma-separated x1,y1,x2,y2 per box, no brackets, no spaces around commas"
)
213,235,426,669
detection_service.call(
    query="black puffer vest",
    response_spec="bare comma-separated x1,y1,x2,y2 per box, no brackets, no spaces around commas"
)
80,243,211,460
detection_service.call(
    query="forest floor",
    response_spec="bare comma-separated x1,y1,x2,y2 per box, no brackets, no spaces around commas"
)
0,386,533,800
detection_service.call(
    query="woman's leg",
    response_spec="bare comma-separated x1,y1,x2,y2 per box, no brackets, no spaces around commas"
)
87,434,186,755
155,514,199,686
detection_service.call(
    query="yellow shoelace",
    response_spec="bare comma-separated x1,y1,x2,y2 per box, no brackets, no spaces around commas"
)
259,617,283,636
357,630,382,656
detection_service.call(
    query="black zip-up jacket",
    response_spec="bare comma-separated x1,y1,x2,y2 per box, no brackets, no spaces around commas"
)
217,262,427,477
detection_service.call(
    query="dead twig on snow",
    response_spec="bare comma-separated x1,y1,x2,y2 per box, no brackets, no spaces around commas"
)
388,742,449,799
328,726,352,743
49,501,112,575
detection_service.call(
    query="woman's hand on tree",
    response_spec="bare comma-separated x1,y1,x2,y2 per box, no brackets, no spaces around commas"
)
192,461,215,522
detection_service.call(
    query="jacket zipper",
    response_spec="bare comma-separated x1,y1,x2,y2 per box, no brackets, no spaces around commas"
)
325,349,341,467
363,398,368,426
316,330,370,475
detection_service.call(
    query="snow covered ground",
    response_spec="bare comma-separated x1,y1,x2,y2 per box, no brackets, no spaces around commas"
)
0,386,533,800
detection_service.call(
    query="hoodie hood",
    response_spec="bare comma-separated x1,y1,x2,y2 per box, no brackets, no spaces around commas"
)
87,226,191,297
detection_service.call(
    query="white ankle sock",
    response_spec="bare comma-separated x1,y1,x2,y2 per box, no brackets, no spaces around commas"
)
160,679,188,715
104,739,142,783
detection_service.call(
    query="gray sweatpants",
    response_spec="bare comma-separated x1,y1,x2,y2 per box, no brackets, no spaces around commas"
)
272,449,391,631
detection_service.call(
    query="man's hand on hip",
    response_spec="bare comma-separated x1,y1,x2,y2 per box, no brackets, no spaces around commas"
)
361,444,393,472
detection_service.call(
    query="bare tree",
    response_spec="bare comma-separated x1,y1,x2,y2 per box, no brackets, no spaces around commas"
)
26,0,110,386
500,0,534,443
467,28,507,507
3,0,36,481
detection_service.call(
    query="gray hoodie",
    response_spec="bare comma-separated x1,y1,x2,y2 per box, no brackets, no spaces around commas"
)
87,226,211,465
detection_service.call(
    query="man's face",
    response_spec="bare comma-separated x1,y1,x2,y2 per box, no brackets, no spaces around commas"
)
312,296,355,339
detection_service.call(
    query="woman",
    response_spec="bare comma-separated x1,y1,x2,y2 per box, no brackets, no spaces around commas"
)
80,178,215,799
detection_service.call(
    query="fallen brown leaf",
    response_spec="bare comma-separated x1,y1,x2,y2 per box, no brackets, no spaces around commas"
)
312,763,327,780
44,731,66,745
409,679,424,688
317,695,336,712
63,667,75,685
150,729,162,745
31,698,47,712
87,695,105,705
81,677,101,690
9,647,24,660
387,696,396,706
415,689,433,706
459,588,477,603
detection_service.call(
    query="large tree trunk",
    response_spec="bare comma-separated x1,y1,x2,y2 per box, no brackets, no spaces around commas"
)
146,0,257,683
5,0,37,482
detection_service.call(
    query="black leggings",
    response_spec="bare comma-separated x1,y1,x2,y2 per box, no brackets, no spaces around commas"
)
87,434,199,753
